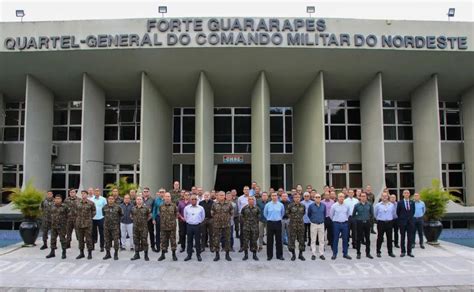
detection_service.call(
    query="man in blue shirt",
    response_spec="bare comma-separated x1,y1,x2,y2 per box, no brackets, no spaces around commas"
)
412,193,426,249
307,193,326,260
152,189,165,252
330,193,352,260
375,191,397,258
90,188,107,252
263,192,285,261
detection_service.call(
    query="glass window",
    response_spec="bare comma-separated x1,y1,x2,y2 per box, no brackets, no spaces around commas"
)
105,100,140,141
214,116,232,142
52,101,83,141
439,102,463,141
234,116,251,142
385,163,414,200
270,107,293,153
2,102,25,142
325,100,360,141
383,101,413,141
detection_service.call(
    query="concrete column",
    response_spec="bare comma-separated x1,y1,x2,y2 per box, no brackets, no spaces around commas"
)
360,73,386,199
462,87,474,205
23,75,54,191
294,72,326,190
251,72,271,191
140,73,172,192
411,75,442,190
79,74,105,191
195,72,214,191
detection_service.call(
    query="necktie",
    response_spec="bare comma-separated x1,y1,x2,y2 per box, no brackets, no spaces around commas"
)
406,200,410,211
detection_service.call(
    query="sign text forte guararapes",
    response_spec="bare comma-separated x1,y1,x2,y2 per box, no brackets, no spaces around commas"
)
3,18,469,50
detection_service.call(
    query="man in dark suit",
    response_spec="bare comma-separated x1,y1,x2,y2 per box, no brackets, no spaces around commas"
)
396,189,415,257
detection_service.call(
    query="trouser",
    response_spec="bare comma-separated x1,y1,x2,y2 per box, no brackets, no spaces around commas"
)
325,217,333,249
120,223,134,249
50,226,67,249
242,227,259,252
133,226,148,252
377,220,393,254
76,226,93,251
356,220,371,255
392,219,399,245
348,216,357,247
304,223,311,244
104,225,120,251
221,225,234,248
310,222,325,256
178,220,187,250
212,226,231,252
154,217,161,250
258,221,266,247
266,221,283,259
201,218,213,248
186,223,201,256
161,229,177,251
147,219,155,248
234,216,240,237
92,218,104,249
41,220,51,243
399,220,414,254
66,219,75,247
413,217,424,245
332,221,349,256
289,223,305,252
281,219,289,244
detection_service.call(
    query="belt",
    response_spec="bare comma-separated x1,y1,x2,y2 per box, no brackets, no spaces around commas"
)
311,222,324,225
357,220,369,223
187,223,201,226
334,221,348,224
377,220,392,222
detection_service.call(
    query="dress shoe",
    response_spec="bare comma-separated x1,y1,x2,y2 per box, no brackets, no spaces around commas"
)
311,255,316,260
377,253,381,258
184,255,192,261
331,255,337,260
197,255,202,262
343,255,352,260
239,248,244,253
100,247,104,252
267,257,272,261
180,248,185,253
400,253,406,257
277,256,285,261
389,253,396,258
420,245,425,249
319,255,325,260
394,244,400,248
407,253,415,258
120,247,126,251
366,254,373,259
356,254,361,259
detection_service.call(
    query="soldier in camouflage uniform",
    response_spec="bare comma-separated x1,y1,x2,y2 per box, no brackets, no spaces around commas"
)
111,188,123,205
64,189,78,249
211,191,234,261
170,181,182,205
130,196,151,261
102,195,123,260
240,196,260,261
158,192,178,261
40,191,54,250
75,190,96,260
286,193,306,261
46,195,69,259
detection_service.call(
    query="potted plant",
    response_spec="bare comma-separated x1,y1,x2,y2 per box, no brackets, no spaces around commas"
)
4,180,45,246
419,179,460,245
105,176,138,197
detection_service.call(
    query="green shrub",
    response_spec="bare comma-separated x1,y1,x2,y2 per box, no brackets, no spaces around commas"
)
5,180,45,219
419,179,460,221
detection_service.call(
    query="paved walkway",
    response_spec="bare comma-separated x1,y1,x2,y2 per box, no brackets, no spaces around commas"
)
0,233,473,291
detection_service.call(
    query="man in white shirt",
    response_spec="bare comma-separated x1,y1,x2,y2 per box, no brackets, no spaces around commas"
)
344,189,359,249
183,194,205,262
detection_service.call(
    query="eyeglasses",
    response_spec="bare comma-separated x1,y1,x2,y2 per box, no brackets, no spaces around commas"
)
191,198,197,201
159,191,165,193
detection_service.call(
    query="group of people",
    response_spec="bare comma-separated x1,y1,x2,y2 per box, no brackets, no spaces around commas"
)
39,181,426,262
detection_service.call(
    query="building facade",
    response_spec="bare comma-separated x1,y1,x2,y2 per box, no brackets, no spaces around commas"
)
0,17,473,211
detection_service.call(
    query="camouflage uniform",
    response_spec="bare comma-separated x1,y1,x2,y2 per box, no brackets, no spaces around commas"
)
170,189,181,205
75,199,96,251
211,201,234,252
64,196,78,248
103,203,123,252
241,204,260,252
286,202,306,251
131,205,150,252
160,202,178,251
40,197,54,244
50,203,69,249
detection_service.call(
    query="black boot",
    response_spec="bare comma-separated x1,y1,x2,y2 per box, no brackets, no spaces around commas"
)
253,251,259,261
242,250,248,261
172,250,178,261
76,249,85,259
158,251,166,261
131,251,140,260
225,251,232,261
291,250,296,261
87,250,92,260
213,252,220,261
298,250,306,261
103,250,111,260
46,248,55,258
62,249,67,259
114,250,118,260
144,250,150,261
40,242,48,250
